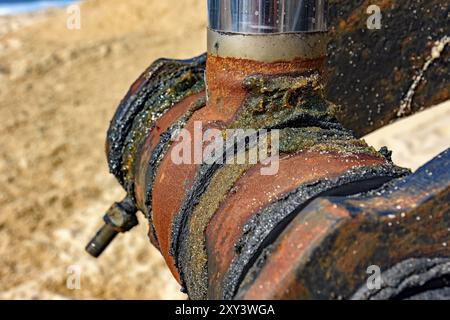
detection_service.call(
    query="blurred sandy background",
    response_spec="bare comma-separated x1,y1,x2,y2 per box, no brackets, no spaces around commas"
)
0,0,448,299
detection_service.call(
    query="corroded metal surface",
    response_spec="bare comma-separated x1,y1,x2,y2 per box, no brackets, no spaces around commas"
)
327,0,450,136
175,126,406,299
205,154,405,300
95,49,413,298
104,55,207,281
89,48,450,299
132,1,450,138
106,54,206,192
351,258,450,300
151,54,329,282
236,149,450,299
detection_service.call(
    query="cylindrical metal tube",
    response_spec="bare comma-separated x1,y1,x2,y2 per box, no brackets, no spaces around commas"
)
85,224,118,258
207,29,328,62
208,0,328,33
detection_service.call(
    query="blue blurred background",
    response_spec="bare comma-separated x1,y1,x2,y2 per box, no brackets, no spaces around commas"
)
0,0,79,16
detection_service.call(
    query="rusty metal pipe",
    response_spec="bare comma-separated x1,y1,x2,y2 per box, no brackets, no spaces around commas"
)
85,0,450,300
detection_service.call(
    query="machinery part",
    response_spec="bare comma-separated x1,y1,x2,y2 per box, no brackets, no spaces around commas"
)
208,0,328,33
140,2,333,284
105,55,206,190
86,0,450,300
86,197,138,257
235,149,450,299
327,0,450,136
351,258,450,300
85,224,118,258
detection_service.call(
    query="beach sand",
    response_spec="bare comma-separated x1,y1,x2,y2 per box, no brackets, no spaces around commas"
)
0,0,448,299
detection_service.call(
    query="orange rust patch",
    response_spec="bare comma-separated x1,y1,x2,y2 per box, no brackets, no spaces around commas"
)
134,91,205,211
241,199,349,300
206,55,326,122
206,151,387,293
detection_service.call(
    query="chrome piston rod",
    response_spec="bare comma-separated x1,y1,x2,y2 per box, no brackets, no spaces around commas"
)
208,0,328,34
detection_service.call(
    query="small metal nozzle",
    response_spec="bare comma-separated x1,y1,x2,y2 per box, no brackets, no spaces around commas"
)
85,224,118,258
85,197,138,258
